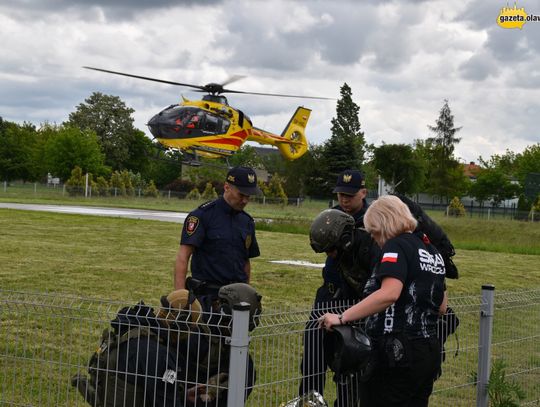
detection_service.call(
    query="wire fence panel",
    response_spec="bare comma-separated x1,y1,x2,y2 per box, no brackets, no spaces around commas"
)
1,289,539,406
490,290,540,405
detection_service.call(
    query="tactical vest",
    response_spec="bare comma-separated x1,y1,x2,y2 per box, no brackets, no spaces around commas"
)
72,327,157,407
337,226,374,297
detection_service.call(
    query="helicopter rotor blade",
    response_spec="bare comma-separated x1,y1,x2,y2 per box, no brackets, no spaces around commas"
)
83,66,206,91
83,66,335,100
219,74,246,87
221,88,335,100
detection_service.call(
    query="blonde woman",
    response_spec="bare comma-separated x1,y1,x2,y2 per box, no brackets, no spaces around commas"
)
319,195,447,407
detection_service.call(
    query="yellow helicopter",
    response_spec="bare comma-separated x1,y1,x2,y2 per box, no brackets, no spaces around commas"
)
84,67,333,161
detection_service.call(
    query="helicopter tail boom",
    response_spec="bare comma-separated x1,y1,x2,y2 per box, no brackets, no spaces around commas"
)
276,107,310,160
248,107,310,160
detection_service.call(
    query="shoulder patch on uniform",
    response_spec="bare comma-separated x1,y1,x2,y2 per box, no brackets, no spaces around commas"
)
381,252,398,263
185,216,200,236
198,200,217,210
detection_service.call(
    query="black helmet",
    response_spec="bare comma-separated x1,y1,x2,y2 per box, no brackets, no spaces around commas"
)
324,325,374,379
310,209,355,253
218,283,262,331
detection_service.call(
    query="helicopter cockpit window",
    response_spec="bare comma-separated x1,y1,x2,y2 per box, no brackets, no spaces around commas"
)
202,113,230,134
204,114,219,132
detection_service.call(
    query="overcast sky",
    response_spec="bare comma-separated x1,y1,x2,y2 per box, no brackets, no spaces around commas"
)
1,0,539,164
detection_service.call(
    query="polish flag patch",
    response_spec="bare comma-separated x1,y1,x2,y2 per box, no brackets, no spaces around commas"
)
382,252,398,263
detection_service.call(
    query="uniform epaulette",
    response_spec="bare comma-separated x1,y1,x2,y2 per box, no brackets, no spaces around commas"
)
198,200,217,210
240,211,255,221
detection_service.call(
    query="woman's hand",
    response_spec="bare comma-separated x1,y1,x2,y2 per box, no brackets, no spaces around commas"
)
318,313,340,331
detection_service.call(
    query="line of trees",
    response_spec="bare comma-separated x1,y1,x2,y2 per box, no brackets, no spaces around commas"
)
1,88,539,210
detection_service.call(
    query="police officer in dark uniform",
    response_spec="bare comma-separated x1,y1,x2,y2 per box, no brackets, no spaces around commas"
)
174,166,261,308
299,169,371,407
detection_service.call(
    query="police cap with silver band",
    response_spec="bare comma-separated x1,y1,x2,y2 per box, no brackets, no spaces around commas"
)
226,166,261,196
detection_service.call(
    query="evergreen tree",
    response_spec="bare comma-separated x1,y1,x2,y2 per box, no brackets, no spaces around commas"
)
320,83,366,195
425,100,465,201
427,99,462,157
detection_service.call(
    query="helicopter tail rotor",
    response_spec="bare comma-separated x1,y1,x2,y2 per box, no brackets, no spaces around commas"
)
275,107,310,160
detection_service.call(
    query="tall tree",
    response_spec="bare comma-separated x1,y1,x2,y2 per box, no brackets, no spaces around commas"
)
469,167,520,206
372,144,426,195
0,118,37,182
427,99,462,157
66,92,150,171
425,100,464,200
514,143,540,184
320,83,366,194
44,125,107,181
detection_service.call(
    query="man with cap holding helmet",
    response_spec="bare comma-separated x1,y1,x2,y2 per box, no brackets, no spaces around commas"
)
174,166,261,308
299,169,373,407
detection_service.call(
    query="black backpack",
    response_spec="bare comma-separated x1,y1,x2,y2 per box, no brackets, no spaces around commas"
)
396,194,459,279
71,302,160,407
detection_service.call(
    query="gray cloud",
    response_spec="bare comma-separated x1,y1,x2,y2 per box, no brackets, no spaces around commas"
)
0,0,224,21
0,0,538,164
459,51,499,80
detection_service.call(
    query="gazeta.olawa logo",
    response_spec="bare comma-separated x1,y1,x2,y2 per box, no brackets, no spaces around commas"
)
497,2,540,29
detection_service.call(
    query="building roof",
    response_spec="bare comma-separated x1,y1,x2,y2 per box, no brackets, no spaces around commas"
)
462,161,481,179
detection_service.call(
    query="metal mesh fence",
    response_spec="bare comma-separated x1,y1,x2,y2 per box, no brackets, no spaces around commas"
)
1,288,539,406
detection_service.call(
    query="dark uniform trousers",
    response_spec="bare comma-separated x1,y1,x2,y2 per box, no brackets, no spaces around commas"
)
360,336,441,407
299,283,360,407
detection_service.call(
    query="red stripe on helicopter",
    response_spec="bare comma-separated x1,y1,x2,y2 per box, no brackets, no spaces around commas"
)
199,138,243,147
231,129,249,140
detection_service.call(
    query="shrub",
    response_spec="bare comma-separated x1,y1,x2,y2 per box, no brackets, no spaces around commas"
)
201,182,218,200
65,166,85,196
448,196,466,217
144,180,159,198
186,187,201,200
110,171,126,196
95,176,109,196
120,170,134,196
488,359,526,407
164,178,195,193
261,173,288,205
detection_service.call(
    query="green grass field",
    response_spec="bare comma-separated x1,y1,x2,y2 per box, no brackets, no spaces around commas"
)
1,204,539,406
1,207,539,303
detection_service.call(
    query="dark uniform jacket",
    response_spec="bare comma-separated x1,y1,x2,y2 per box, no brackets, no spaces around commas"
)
181,197,260,285
322,201,373,300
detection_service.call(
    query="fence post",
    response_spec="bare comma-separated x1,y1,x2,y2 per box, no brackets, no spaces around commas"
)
476,284,495,407
226,302,250,407
34,182,37,194
3,181,6,192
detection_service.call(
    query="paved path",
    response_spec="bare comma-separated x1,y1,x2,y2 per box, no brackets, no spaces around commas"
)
0,203,187,223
